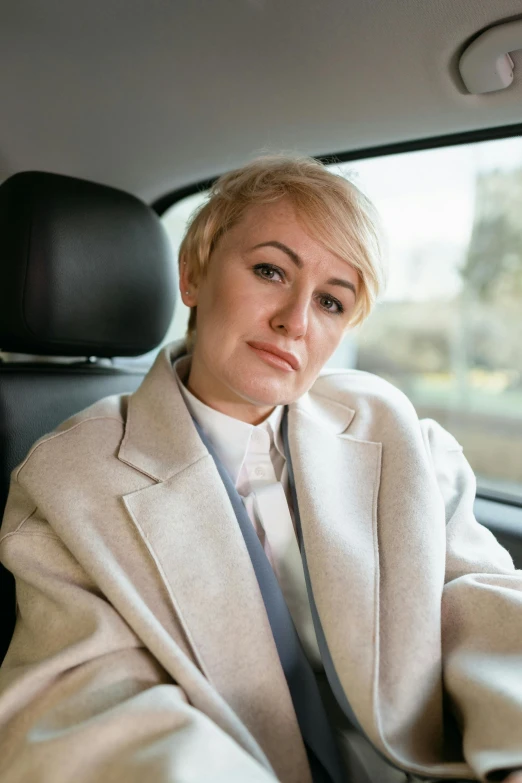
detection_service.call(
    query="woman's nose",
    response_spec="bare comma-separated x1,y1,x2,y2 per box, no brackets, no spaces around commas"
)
270,295,309,337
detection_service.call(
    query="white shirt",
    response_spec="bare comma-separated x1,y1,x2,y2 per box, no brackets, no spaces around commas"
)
173,358,322,669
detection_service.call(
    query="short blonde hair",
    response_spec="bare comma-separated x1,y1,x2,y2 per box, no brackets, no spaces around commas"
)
179,155,385,349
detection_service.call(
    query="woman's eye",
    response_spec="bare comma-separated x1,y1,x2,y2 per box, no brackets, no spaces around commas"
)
319,295,344,315
253,263,284,282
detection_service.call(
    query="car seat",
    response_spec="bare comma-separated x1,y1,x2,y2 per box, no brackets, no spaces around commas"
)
0,171,177,661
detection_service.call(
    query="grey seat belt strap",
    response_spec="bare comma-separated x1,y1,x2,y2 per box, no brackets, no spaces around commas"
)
191,415,347,783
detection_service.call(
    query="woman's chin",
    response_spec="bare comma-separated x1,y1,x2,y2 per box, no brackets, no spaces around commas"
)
228,375,297,408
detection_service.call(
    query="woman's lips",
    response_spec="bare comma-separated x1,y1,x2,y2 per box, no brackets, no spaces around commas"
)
247,344,296,372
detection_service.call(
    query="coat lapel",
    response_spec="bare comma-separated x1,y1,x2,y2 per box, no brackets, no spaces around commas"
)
118,343,311,783
288,393,383,745
290,385,470,779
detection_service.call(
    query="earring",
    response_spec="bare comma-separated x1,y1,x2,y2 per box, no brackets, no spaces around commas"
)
185,291,190,295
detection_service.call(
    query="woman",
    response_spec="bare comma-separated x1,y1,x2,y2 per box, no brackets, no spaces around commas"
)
0,156,521,783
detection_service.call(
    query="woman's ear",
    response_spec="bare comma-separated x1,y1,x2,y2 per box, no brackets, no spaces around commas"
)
179,256,198,307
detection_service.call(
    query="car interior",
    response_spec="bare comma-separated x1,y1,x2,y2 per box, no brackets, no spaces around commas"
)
1,0,522,675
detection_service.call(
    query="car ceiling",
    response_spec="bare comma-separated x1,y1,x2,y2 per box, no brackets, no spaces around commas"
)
2,0,522,204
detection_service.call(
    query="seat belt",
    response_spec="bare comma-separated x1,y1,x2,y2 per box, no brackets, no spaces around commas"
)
192,416,347,783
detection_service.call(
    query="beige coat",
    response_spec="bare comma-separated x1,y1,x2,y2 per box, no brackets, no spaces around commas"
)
0,341,521,783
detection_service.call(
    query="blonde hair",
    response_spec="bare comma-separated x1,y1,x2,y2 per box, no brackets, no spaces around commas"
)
179,154,385,350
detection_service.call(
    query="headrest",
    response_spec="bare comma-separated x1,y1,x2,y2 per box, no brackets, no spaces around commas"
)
0,171,177,357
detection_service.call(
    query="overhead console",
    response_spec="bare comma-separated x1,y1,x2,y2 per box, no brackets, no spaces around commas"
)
460,19,522,94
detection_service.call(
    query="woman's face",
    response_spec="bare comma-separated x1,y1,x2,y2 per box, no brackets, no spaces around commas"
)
180,198,359,423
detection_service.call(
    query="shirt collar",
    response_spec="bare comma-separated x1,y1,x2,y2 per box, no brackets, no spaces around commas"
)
173,357,285,484
266,404,285,458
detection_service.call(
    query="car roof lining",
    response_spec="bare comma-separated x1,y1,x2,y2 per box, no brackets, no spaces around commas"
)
2,0,522,203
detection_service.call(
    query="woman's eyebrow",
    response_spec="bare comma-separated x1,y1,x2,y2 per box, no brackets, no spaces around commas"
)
251,240,356,297
251,241,303,268
327,277,357,297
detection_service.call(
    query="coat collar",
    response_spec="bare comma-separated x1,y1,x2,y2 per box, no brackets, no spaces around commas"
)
118,340,355,482
118,342,207,481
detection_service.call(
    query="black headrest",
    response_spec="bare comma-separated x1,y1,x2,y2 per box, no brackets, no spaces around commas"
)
0,171,177,357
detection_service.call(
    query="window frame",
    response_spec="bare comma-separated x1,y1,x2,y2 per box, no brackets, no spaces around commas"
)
152,121,522,216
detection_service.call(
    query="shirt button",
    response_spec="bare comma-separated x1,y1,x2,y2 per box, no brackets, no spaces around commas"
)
254,466,265,477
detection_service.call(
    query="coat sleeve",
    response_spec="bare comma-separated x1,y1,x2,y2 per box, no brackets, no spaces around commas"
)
0,479,276,783
422,418,522,783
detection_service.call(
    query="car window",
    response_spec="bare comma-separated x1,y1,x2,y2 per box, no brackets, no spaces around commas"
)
161,136,522,502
